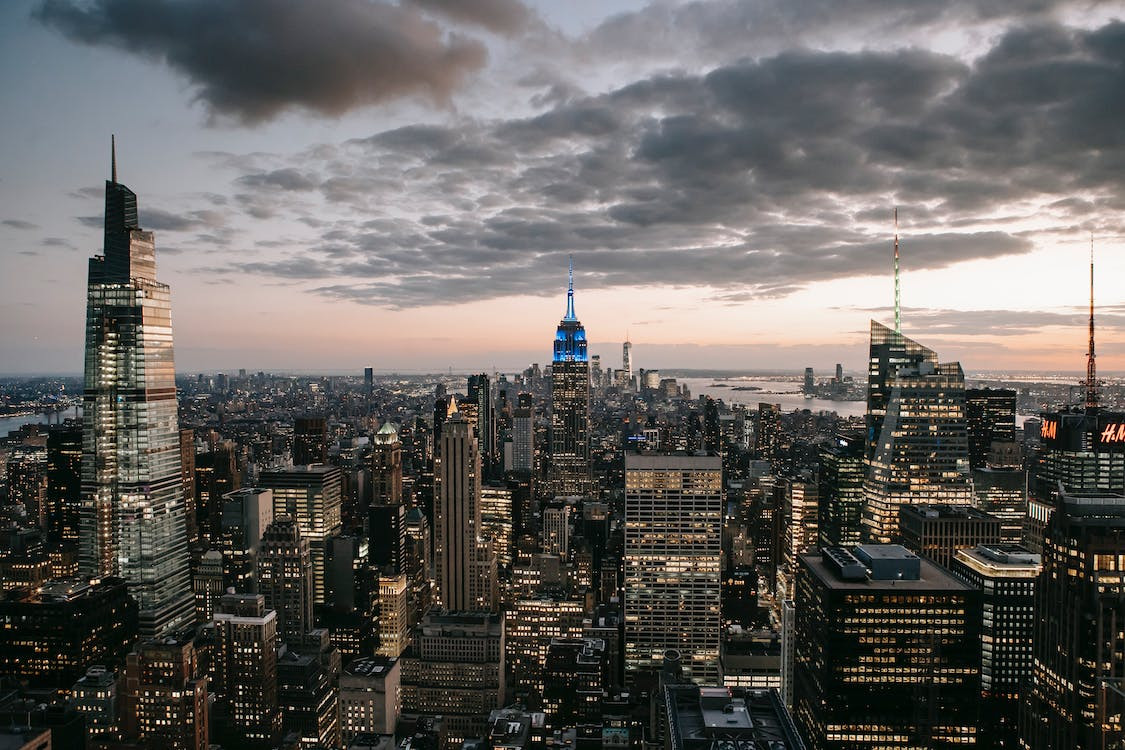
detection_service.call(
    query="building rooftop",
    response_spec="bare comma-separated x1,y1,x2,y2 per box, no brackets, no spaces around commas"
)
345,656,397,678
664,686,805,750
801,548,974,592
900,504,995,521
955,545,1042,579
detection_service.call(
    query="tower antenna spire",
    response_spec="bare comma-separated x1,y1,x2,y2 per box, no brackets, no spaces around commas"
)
893,207,901,334
111,134,117,184
1085,234,1098,411
565,255,576,320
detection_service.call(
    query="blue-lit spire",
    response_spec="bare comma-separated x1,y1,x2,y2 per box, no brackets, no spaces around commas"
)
554,256,587,362
564,256,577,321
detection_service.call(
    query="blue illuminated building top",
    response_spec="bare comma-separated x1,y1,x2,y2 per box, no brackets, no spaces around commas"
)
553,259,588,363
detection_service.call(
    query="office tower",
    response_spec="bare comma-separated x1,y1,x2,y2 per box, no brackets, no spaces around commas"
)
322,534,377,663
835,363,843,382
259,465,343,602
369,499,406,573
340,657,401,741
45,422,82,542
179,428,198,546
898,504,1002,568
1021,490,1125,747
862,328,972,543
793,545,981,749
70,665,119,738
372,422,403,505
259,515,315,642
624,453,722,686
435,414,496,611
404,506,432,622
194,440,240,544
219,487,273,588
7,445,47,527
293,415,328,465
754,403,781,463
549,263,592,496
621,338,633,391
817,431,865,548
512,401,535,474
1026,409,1125,551
125,633,209,750
776,478,818,601
803,367,814,394
542,637,609,729
469,373,497,479
364,367,374,409
972,466,1027,545
664,685,806,750
541,503,571,556
865,320,937,460
0,577,137,692
400,612,505,750
433,394,458,451
278,649,340,749
950,545,1040,748
964,388,1017,470
377,572,410,658
211,593,281,746
480,483,514,571
78,152,194,638
193,550,224,621
505,596,586,706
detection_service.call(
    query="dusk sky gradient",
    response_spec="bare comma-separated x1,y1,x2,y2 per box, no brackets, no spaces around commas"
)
2,0,1124,375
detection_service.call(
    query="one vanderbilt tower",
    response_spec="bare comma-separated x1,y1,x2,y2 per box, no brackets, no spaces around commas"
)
79,139,194,637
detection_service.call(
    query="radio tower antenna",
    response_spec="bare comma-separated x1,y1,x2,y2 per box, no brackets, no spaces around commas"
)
1085,234,1098,411
893,207,901,334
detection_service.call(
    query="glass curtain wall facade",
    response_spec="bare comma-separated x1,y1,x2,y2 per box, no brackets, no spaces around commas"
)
79,167,193,638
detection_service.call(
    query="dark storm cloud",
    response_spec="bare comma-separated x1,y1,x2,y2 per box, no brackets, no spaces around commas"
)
35,0,494,123
585,0,1086,65
408,0,531,34
206,18,1125,309
2,220,39,230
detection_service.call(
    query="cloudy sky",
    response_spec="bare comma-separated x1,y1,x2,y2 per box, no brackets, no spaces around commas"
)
2,0,1123,375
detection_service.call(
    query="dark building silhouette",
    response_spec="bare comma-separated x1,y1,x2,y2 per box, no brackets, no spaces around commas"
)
45,422,82,543
0,577,137,692
794,545,981,749
964,388,1017,470
294,415,328,465
1021,490,1125,748
817,431,865,548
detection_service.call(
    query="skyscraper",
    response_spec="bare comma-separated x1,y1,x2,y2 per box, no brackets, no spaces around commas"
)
862,323,972,543
1021,490,1125,748
964,388,1017,470
624,452,722,686
549,262,591,496
79,143,194,637
469,374,497,479
293,415,328,465
817,431,865,548
865,320,936,461
435,413,496,611
259,465,343,603
793,545,981,749
259,515,315,643
621,337,633,391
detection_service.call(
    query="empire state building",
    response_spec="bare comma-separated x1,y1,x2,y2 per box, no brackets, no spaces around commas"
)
549,262,592,496
79,141,194,637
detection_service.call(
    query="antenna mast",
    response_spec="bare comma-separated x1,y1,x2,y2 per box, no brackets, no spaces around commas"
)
894,207,901,334
111,134,117,184
1085,235,1098,411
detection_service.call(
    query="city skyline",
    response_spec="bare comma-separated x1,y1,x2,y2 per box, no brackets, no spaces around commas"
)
3,1,1125,375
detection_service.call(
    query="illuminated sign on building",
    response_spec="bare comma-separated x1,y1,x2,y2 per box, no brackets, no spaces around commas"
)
1041,420,1058,441
1101,423,1125,444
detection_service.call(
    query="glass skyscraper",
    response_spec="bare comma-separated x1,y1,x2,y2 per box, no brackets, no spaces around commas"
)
79,148,194,637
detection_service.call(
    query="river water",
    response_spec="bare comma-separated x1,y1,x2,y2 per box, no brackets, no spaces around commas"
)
680,377,867,418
